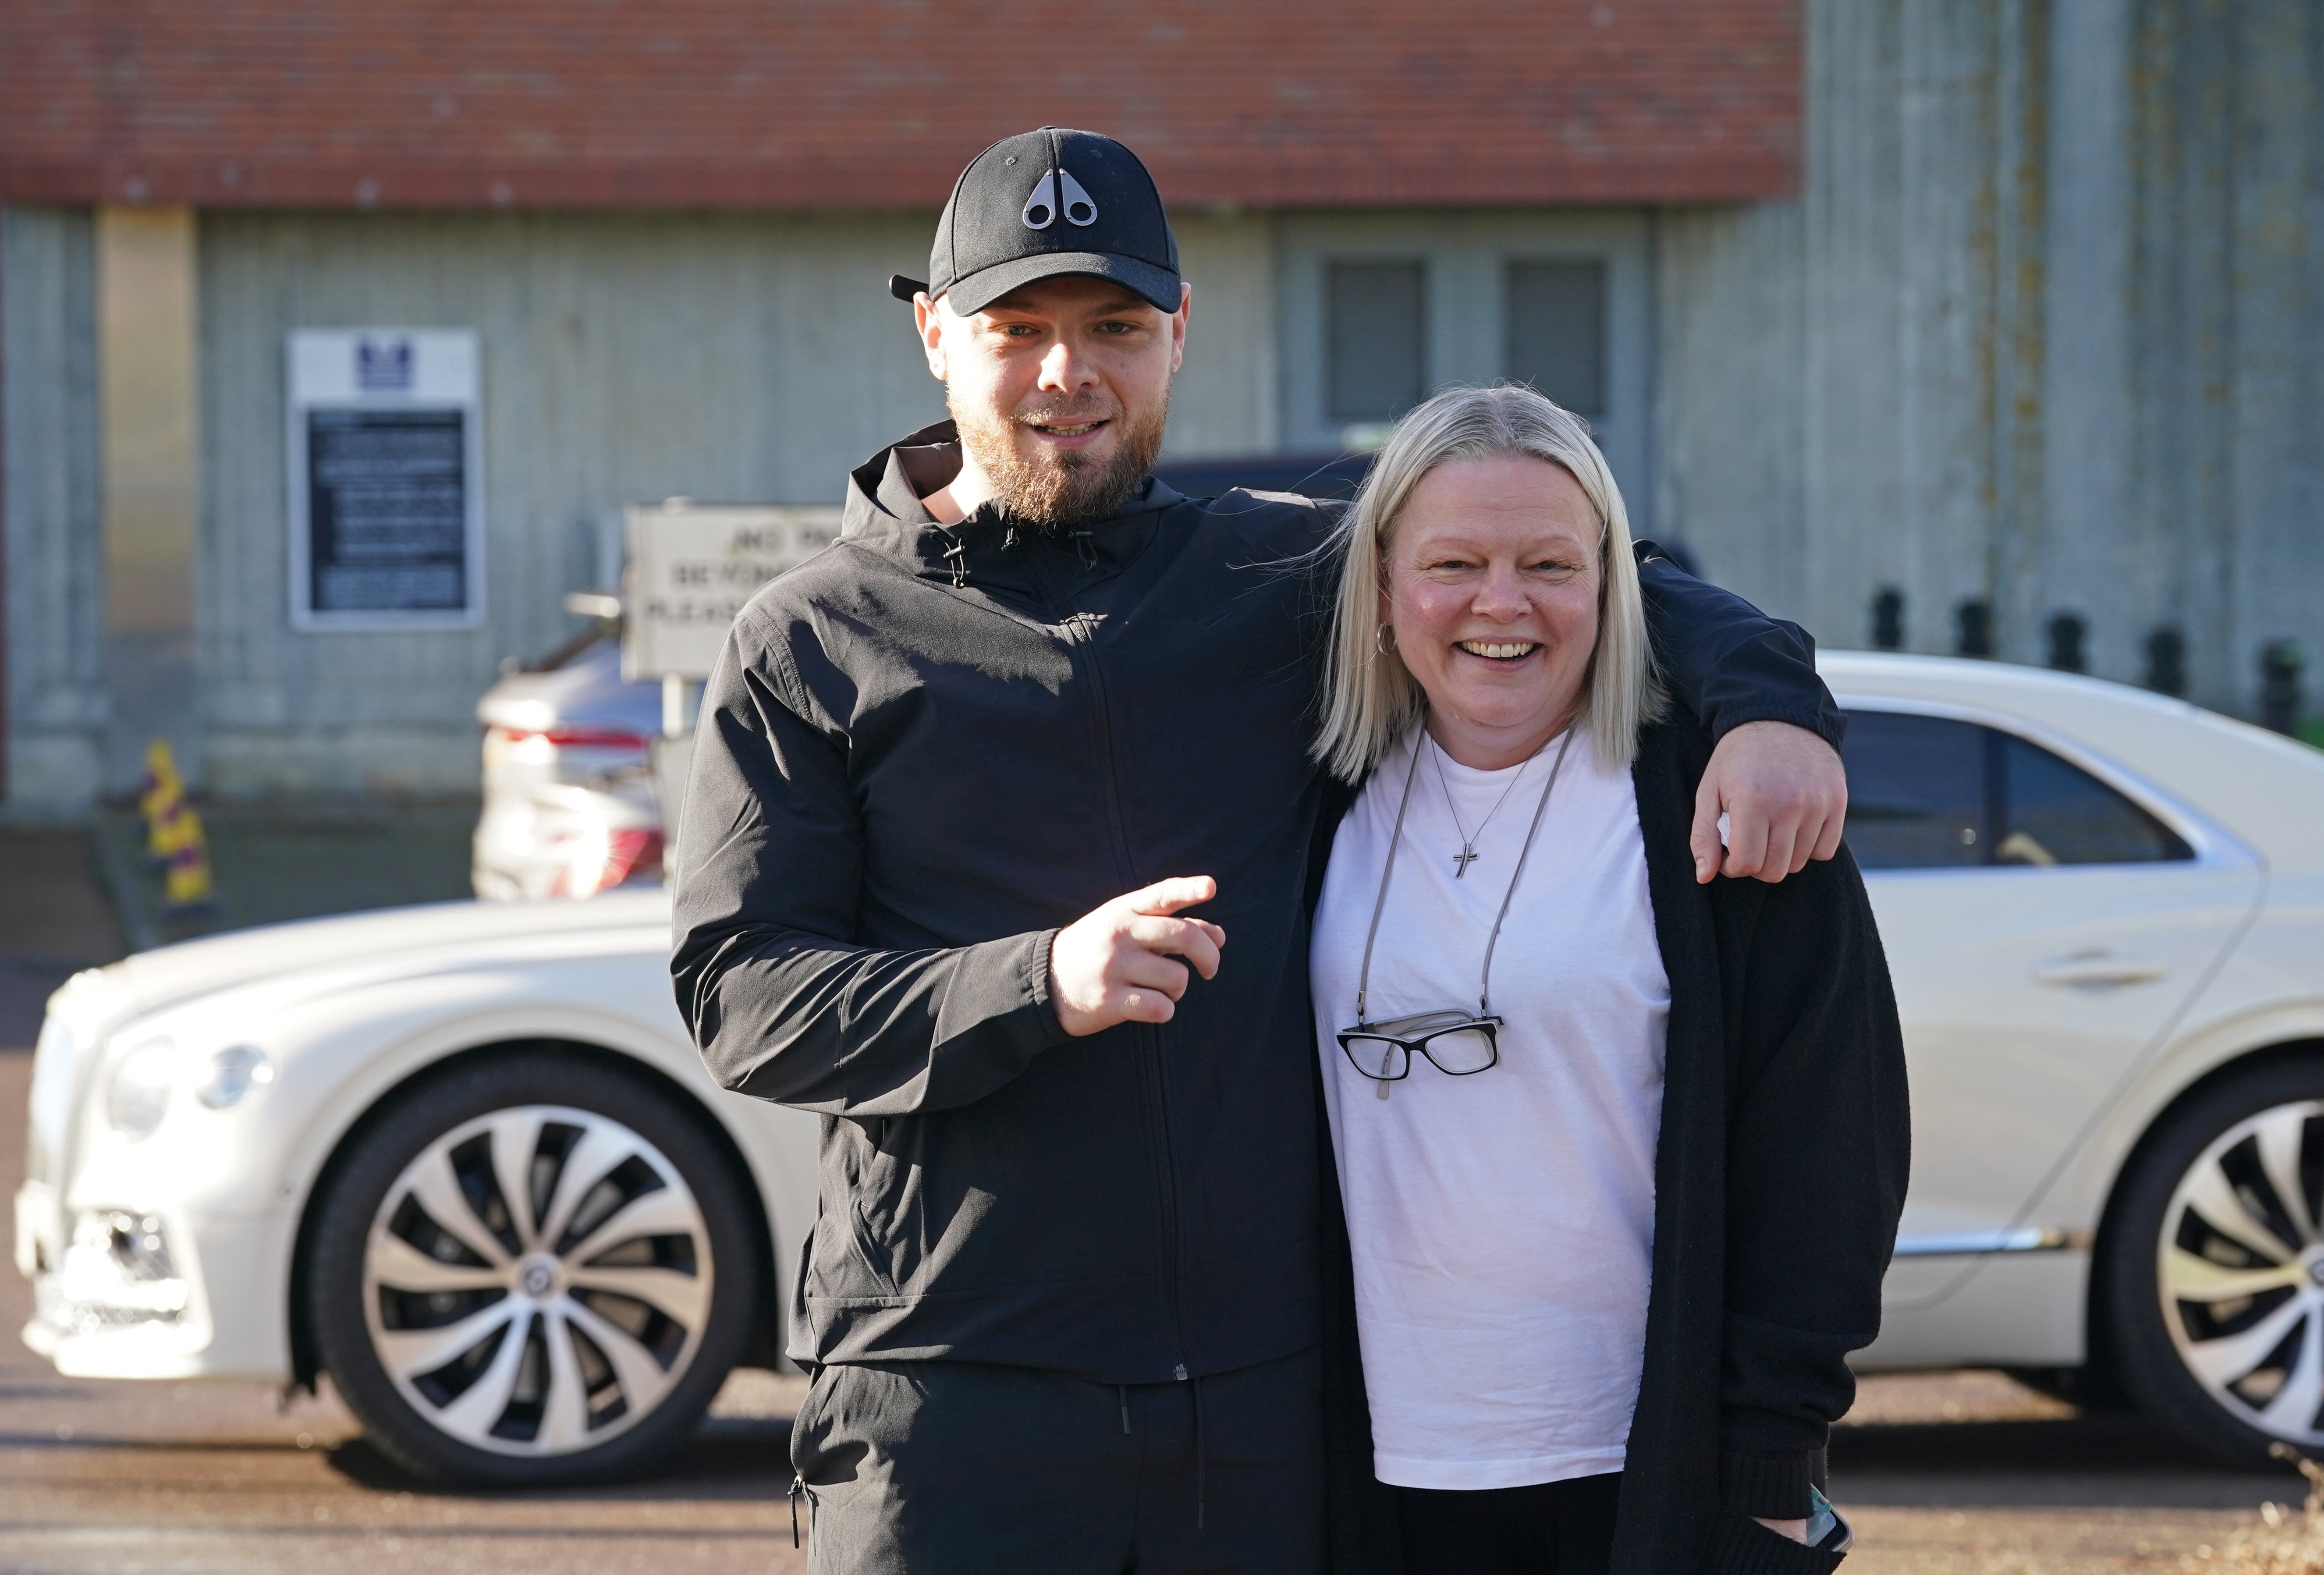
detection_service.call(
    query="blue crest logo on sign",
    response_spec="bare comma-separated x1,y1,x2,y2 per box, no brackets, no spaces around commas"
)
355,337,414,393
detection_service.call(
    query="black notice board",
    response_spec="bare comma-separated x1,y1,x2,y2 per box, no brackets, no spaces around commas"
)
306,408,471,614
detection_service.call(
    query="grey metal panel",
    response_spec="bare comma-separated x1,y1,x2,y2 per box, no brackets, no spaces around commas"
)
1166,213,1280,459
2040,0,2136,678
1781,0,2003,662
1655,0,2323,727
2202,0,2324,720
1,206,105,812
1652,202,1807,621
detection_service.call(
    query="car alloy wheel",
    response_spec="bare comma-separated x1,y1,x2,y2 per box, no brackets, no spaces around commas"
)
360,1103,714,1457
2157,1098,2324,1447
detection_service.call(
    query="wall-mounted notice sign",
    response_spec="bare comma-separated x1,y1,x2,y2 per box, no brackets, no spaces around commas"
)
286,328,484,631
622,503,842,681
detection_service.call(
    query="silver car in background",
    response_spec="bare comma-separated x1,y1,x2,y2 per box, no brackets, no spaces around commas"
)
472,603,666,902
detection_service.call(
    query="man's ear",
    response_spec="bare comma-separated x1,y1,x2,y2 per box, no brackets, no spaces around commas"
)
914,292,948,381
1170,282,1191,375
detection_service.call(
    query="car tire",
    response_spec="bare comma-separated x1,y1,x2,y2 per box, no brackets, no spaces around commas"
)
2105,1057,2324,1465
307,1049,763,1486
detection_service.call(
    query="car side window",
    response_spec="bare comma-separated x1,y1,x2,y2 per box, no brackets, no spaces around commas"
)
1997,733,2191,866
1838,712,1989,869
1841,710,2193,870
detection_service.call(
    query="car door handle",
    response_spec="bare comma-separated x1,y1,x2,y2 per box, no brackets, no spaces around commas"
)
2032,952,2167,988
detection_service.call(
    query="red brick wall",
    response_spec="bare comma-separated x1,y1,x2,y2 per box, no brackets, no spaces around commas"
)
0,0,1799,209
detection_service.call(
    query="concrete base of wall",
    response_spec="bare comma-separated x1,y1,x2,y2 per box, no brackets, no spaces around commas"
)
202,727,479,799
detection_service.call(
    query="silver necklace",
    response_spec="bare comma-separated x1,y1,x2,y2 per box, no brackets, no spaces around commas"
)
1428,733,1536,878
1350,726,1578,1094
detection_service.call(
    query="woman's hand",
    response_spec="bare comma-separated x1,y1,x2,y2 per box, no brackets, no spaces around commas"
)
1047,877,1226,1035
1692,721,1849,883
1752,1516,1810,1543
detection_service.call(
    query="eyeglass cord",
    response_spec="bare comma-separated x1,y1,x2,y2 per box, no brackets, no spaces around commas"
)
1355,724,1576,1024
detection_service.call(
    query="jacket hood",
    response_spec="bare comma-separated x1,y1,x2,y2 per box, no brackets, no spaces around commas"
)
840,419,1183,591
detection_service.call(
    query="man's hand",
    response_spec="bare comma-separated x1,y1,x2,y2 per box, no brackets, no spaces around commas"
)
1752,1517,1810,1543
1691,720,1848,884
1048,876,1227,1036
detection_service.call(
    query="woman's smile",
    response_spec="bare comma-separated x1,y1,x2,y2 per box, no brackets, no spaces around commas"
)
1455,640,1540,663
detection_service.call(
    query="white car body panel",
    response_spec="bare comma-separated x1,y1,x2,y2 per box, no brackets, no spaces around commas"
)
17,891,817,1382
1822,655,2324,1370
15,653,2324,1391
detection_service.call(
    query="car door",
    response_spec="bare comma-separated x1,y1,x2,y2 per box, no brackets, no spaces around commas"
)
1841,704,2264,1309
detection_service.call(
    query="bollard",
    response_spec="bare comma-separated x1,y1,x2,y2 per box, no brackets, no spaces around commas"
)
1955,599,1994,659
137,738,216,910
1870,587,1905,651
138,739,182,868
2045,612,2088,674
2260,642,2304,736
2143,626,2187,696
157,802,216,909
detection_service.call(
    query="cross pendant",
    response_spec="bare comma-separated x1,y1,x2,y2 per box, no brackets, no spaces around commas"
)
1452,847,1480,878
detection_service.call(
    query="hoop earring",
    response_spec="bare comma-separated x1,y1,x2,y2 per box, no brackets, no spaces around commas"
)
1375,623,1397,656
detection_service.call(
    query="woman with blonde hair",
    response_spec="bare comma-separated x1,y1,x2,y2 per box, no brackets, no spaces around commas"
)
1307,385,1908,1575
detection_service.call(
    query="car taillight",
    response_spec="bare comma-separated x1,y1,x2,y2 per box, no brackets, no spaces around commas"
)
553,827,666,898
501,726,652,752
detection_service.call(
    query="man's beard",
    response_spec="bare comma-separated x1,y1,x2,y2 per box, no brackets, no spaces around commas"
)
950,387,1170,530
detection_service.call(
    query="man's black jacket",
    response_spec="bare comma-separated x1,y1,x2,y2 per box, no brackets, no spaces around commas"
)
670,420,1844,1384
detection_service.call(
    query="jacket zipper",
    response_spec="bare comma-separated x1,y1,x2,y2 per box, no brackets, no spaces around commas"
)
1058,605,1191,1379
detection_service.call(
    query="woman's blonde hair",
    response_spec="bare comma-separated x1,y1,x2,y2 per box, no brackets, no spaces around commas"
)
1310,383,1663,782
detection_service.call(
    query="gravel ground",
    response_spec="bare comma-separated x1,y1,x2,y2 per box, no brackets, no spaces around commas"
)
1831,1369,2302,1573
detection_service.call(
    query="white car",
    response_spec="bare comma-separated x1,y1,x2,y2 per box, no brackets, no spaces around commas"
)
14,653,2324,1483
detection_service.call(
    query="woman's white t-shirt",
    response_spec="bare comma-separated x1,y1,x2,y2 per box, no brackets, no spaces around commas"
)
1311,724,1670,1490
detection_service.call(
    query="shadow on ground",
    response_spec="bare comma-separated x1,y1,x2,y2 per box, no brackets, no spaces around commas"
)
1834,1408,2296,1510
324,1417,796,1499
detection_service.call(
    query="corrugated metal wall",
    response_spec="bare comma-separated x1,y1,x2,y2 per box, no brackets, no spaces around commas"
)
1659,0,2324,721
1,207,103,811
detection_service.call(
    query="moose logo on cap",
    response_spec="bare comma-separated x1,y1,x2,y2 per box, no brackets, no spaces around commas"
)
1021,167,1099,231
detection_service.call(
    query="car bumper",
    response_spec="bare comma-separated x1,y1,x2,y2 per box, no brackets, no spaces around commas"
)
15,1179,293,1381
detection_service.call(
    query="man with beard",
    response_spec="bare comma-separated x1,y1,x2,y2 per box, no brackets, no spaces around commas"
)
671,128,1849,1575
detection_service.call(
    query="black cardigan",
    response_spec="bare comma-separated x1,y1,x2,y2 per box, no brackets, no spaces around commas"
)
1313,715,1911,1575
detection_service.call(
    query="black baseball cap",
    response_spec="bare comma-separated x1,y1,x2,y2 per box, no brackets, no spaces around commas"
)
888,127,1182,316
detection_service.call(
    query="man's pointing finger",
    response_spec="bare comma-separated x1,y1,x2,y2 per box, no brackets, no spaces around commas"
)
1125,876,1217,916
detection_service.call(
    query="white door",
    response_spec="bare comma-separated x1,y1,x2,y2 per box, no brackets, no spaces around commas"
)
1842,706,2262,1308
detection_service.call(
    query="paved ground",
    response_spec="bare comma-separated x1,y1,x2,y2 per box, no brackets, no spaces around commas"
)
3,823,2320,1572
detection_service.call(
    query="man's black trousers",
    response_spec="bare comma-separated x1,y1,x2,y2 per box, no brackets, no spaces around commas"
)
791,1346,1325,1574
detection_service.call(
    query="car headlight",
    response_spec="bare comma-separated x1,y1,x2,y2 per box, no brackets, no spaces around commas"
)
196,1045,274,1110
105,1037,179,1141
